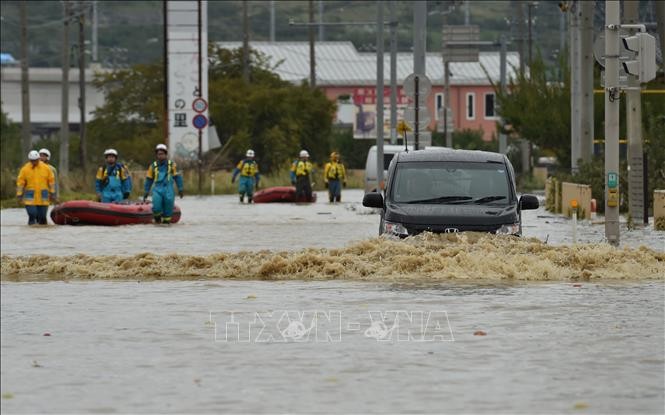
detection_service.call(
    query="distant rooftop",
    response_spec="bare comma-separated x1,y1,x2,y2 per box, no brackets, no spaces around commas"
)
217,41,521,86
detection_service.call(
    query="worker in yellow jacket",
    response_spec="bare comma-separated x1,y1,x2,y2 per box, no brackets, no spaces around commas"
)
16,150,56,225
290,150,314,201
324,152,347,203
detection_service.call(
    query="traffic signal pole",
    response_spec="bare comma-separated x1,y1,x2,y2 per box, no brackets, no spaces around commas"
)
604,0,620,245
624,0,645,226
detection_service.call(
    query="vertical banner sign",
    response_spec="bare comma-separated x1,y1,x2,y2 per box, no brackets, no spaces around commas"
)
167,0,208,162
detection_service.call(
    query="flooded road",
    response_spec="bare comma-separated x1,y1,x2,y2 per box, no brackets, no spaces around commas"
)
1,280,663,413
1,190,663,256
2,189,664,413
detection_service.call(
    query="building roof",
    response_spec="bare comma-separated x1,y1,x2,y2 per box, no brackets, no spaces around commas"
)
217,41,520,86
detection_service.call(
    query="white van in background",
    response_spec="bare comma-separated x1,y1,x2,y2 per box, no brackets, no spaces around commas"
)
365,145,449,193
364,145,411,193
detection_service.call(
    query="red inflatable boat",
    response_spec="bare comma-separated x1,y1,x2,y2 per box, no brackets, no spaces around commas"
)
50,200,181,225
252,186,317,203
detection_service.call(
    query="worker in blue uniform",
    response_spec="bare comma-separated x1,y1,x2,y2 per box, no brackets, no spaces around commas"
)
232,149,260,203
143,144,184,224
95,149,132,203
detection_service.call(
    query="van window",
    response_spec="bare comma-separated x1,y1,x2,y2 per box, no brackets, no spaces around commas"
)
391,161,511,204
383,154,394,170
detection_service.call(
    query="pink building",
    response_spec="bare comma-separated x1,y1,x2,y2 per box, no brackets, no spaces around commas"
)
218,41,520,142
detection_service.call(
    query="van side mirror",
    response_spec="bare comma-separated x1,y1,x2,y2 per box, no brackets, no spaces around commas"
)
519,194,539,210
363,192,384,208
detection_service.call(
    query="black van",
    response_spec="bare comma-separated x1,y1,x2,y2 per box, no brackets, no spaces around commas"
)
362,149,539,236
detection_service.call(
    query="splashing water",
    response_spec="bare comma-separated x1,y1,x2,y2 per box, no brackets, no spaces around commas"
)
2,233,663,282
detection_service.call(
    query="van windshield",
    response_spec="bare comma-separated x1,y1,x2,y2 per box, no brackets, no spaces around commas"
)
391,161,512,204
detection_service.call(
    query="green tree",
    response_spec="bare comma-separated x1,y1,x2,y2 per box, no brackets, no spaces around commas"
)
88,62,165,169
208,46,336,172
494,54,571,168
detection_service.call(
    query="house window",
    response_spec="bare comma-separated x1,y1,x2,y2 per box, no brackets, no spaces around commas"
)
435,93,444,120
484,93,496,118
466,92,475,120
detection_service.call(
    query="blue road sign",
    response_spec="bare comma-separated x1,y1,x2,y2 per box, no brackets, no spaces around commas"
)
192,114,208,129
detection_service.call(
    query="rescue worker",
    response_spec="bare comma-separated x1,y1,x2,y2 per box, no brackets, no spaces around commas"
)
231,149,260,203
290,149,313,201
96,149,133,203
143,144,184,224
324,151,347,203
38,148,59,199
16,150,56,225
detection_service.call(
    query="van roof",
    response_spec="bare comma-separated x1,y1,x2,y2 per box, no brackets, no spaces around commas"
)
395,149,506,163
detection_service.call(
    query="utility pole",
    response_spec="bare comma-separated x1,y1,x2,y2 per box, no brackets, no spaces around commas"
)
498,35,507,154
308,0,316,88
60,1,71,176
198,0,203,195
604,0,620,245
92,0,98,63
242,0,250,82
570,0,581,173
527,1,534,66
580,0,594,163
20,1,31,157
656,0,665,73
163,0,169,146
514,0,526,74
376,0,385,191
78,1,87,173
624,0,645,226
318,0,324,41
389,0,397,145
269,0,275,42
413,1,427,76
464,1,470,25
442,11,451,148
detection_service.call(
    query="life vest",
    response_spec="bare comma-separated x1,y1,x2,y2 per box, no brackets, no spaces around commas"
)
292,160,313,177
325,162,344,180
151,160,175,183
98,163,127,189
238,159,258,177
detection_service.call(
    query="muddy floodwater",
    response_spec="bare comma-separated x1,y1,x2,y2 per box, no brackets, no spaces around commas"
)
1,190,664,413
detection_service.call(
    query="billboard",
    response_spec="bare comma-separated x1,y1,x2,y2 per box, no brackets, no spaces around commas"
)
167,1,208,162
335,88,411,139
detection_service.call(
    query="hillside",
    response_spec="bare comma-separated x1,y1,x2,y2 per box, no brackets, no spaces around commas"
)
0,1,656,69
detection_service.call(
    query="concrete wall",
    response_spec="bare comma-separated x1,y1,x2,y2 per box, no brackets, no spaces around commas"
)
654,190,665,230
561,182,592,220
0,67,106,126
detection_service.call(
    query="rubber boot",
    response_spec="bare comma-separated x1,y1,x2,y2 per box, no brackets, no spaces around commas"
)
248,197,253,203
239,195,244,203
154,214,162,224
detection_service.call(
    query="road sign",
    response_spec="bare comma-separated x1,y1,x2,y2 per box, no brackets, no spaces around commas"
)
192,97,208,113
403,73,432,98
403,106,431,130
442,25,480,62
396,120,412,135
192,114,208,129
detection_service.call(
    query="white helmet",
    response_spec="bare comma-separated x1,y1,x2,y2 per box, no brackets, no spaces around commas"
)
28,150,40,161
38,148,51,159
155,144,168,153
104,148,118,157
299,150,310,158
246,149,255,157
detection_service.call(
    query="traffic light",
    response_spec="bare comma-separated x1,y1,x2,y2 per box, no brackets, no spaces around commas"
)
621,32,657,83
